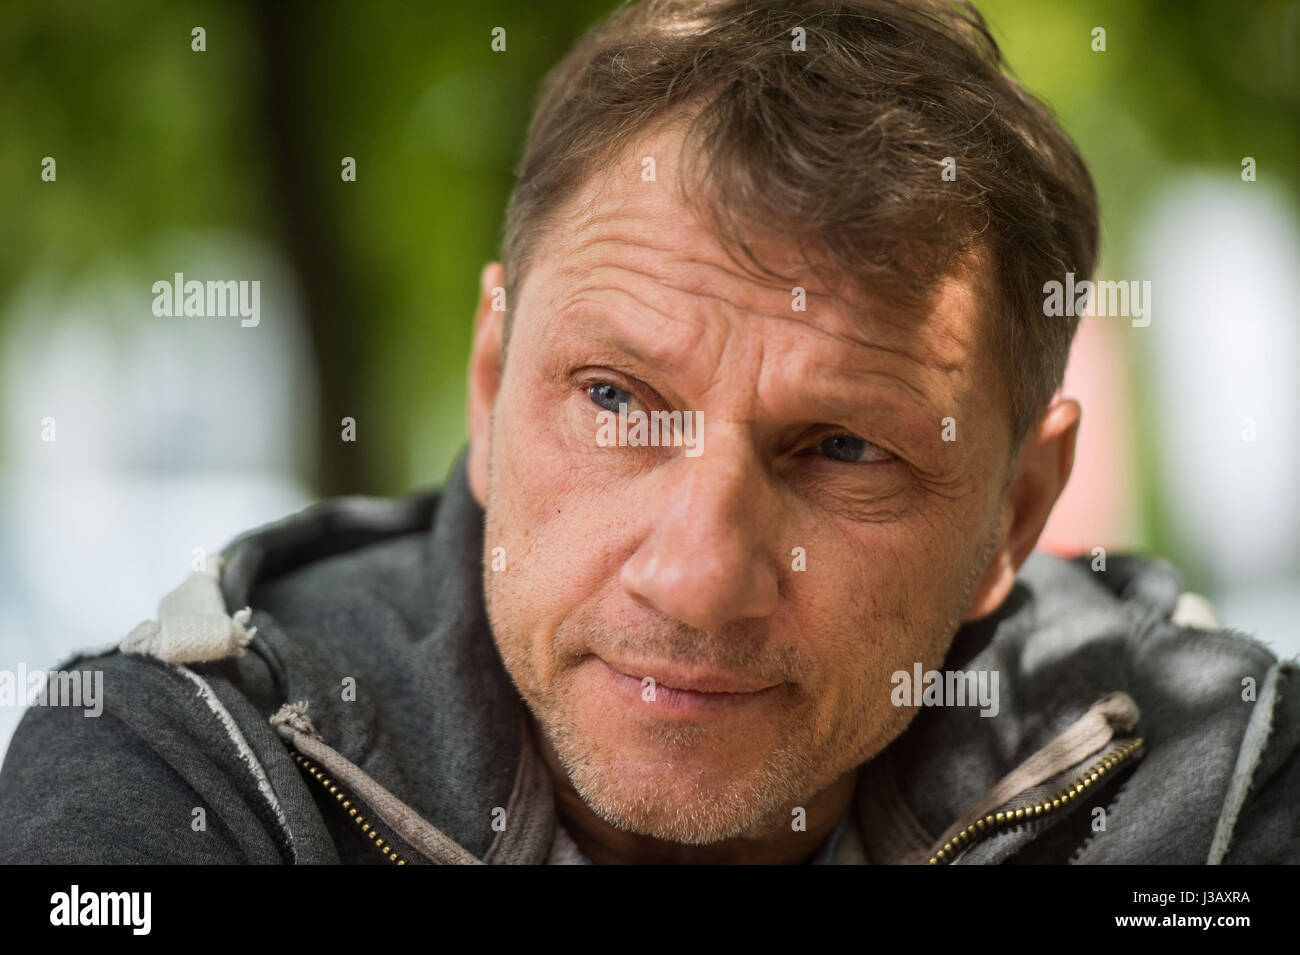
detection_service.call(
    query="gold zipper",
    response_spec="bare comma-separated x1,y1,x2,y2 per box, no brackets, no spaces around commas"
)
929,737,1145,865
290,749,407,865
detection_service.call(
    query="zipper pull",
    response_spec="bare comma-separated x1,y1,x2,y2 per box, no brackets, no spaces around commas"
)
927,691,1141,861
270,700,483,865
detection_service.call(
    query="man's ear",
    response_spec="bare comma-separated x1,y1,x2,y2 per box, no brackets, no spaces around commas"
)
962,397,1081,621
466,262,506,508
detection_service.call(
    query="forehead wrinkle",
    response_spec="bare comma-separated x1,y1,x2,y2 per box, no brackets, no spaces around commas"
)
566,222,841,313
558,247,906,365
542,290,717,388
578,261,752,330
553,228,678,270
553,186,837,299
558,285,711,367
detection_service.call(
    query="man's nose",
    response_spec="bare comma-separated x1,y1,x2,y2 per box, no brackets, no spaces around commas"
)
619,444,781,633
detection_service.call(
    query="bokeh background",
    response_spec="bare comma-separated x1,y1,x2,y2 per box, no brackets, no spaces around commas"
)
2,0,1298,757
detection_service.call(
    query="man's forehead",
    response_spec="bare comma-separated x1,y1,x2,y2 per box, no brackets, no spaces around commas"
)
531,235,980,388
521,123,986,377
548,125,835,289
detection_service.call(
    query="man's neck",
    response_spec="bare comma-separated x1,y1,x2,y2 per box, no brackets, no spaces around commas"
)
530,717,857,864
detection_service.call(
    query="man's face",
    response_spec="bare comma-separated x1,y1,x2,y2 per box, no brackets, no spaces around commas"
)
473,125,1013,845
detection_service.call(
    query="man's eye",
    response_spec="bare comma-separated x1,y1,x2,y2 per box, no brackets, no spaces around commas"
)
588,381,633,413
817,433,894,464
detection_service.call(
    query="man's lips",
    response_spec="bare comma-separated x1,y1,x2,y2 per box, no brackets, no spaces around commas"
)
579,656,787,718
596,655,780,695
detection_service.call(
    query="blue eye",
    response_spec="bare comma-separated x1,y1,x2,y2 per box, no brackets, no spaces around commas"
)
818,433,892,463
588,382,631,413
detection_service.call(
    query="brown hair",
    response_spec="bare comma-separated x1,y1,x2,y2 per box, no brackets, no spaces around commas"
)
501,0,1099,445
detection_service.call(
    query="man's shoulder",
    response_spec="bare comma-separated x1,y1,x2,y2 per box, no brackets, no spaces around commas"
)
1010,550,1296,862
0,475,469,865
1013,549,1284,701
0,643,312,862
888,549,1297,863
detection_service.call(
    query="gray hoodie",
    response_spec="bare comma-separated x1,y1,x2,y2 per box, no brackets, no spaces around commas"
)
1,451,1295,864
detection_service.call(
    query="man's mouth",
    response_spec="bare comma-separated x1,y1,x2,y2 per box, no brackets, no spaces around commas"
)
584,655,784,715
600,656,779,694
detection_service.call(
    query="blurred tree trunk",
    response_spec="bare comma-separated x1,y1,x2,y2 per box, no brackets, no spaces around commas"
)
250,0,370,497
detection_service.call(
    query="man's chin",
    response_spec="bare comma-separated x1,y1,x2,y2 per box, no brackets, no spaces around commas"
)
575,775,775,845
555,732,800,844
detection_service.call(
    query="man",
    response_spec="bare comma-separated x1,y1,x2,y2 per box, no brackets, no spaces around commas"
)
1,0,1295,865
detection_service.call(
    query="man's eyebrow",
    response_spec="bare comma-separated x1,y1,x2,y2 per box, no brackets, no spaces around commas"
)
812,358,950,422
799,380,939,442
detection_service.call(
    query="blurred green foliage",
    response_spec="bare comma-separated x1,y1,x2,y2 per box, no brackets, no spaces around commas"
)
2,0,1297,520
